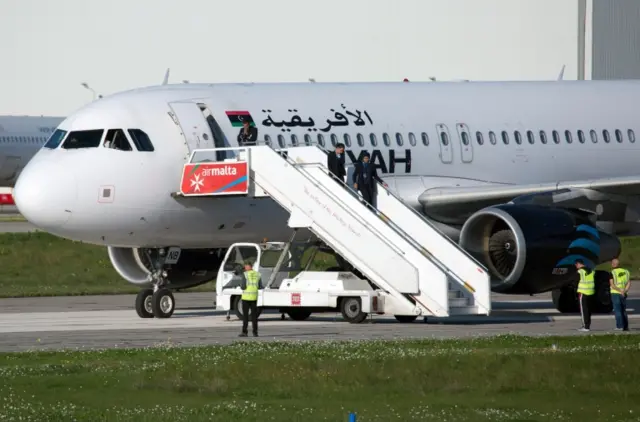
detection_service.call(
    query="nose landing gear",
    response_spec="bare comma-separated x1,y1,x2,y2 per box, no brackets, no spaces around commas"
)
134,247,179,319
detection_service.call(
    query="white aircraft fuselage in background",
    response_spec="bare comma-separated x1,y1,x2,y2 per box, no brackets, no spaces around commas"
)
0,116,64,186
14,80,640,309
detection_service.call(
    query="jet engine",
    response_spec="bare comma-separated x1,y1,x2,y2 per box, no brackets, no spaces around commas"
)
459,204,620,294
107,247,226,289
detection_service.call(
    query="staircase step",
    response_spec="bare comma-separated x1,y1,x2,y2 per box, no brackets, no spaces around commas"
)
448,290,463,299
449,297,471,308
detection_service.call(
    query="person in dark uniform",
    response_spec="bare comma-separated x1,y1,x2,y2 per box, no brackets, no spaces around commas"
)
352,152,387,207
237,120,258,146
326,142,346,184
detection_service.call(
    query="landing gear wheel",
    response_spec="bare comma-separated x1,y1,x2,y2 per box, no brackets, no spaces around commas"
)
552,286,579,313
340,297,367,323
135,289,154,318
394,315,418,323
152,288,175,318
233,296,263,320
286,309,312,321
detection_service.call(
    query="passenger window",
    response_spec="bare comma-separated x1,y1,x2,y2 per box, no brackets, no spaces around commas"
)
62,129,104,149
291,134,299,146
128,129,155,151
382,133,391,146
527,130,535,144
476,131,484,145
628,129,636,143
317,134,325,147
513,131,522,145
103,129,132,151
277,134,285,148
304,134,312,146
603,130,611,143
440,131,449,146
408,132,416,146
370,133,378,146
330,134,339,147
356,133,364,147
501,131,509,145
343,133,351,147
615,129,623,143
577,130,585,143
395,133,404,146
460,131,470,146
43,129,68,149
552,130,560,144
421,132,429,146
489,131,497,145
590,130,597,143
564,130,572,144
264,134,272,147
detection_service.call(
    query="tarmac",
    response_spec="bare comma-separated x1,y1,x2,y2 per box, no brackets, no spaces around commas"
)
0,287,638,352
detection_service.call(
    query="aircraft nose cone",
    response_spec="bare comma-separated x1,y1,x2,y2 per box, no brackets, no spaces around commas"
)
14,161,77,230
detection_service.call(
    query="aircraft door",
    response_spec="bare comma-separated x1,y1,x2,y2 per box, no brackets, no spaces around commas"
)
436,124,453,164
455,123,473,163
168,102,215,152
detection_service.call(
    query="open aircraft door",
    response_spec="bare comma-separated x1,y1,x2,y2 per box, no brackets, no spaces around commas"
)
168,102,215,152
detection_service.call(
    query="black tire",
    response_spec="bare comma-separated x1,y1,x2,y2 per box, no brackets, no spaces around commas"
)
593,270,613,313
233,296,263,320
287,309,312,321
135,289,154,318
552,286,579,313
340,297,367,323
394,315,418,323
152,288,175,318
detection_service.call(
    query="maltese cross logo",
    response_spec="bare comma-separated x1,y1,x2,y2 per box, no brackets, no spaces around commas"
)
190,174,204,192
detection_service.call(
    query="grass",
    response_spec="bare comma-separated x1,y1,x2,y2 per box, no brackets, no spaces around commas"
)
0,231,639,298
0,232,337,298
1,335,640,421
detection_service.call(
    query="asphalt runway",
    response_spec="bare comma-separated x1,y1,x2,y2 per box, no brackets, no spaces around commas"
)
0,221,35,233
0,286,638,352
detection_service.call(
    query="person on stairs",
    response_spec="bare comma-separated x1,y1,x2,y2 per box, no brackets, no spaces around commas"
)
352,152,387,208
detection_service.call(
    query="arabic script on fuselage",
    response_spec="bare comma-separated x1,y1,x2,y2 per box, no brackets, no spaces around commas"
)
261,104,373,133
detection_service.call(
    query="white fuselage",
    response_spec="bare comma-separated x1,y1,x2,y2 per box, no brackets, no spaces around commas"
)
13,80,640,248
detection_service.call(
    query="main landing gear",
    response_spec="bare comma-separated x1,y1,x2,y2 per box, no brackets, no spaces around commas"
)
134,247,180,319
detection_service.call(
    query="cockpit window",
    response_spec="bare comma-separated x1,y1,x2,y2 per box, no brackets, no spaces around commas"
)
61,129,104,149
43,129,68,149
127,129,155,152
103,129,132,151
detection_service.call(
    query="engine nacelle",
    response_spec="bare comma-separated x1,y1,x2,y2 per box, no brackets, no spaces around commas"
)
107,247,226,289
459,204,620,294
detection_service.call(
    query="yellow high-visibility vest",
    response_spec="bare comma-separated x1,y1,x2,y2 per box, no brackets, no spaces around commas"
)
241,270,260,301
577,268,595,296
611,268,630,295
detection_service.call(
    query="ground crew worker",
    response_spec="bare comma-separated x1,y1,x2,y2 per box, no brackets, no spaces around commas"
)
609,258,630,331
575,259,595,332
239,260,263,337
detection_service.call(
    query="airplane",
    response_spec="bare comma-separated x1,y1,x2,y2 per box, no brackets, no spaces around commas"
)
13,79,640,319
0,116,65,206
0,69,174,207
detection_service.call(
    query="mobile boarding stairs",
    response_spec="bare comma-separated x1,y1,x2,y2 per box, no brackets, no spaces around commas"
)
177,144,492,320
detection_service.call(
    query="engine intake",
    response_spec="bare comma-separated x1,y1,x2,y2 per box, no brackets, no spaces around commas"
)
108,247,226,289
459,204,620,294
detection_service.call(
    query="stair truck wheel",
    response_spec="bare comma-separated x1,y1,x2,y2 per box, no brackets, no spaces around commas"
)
135,288,154,318
286,309,312,321
234,296,263,320
151,288,175,318
394,315,418,323
340,297,367,323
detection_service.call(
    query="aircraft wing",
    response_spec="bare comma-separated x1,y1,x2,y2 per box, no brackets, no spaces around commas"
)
418,174,640,220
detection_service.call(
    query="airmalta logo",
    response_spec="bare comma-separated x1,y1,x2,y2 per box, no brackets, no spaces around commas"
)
225,111,255,127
